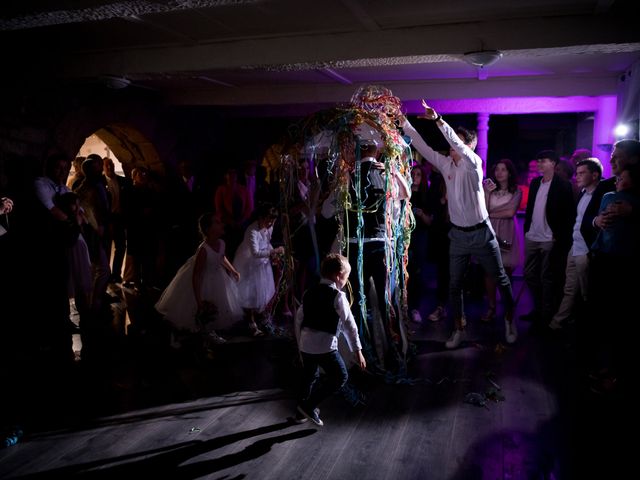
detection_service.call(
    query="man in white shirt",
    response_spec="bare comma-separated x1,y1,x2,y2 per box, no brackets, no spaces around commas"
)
402,102,516,348
549,158,602,330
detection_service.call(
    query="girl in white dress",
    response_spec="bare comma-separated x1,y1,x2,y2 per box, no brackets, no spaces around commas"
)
234,205,284,336
155,213,242,343
482,159,522,322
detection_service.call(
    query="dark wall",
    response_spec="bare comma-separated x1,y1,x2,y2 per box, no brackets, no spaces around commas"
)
166,107,296,187
406,112,586,181
487,113,587,177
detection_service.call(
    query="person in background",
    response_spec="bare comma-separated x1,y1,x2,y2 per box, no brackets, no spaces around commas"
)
569,148,592,169
480,159,522,322
67,156,86,191
518,159,539,212
556,159,580,200
424,165,451,323
54,192,93,333
408,161,431,323
233,204,284,336
593,139,640,229
522,150,575,331
122,166,161,291
156,212,242,346
75,154,111,314
549,158,604,331
103,157,131,284
586,163,639,396
31,153,75,362
214,167,253,259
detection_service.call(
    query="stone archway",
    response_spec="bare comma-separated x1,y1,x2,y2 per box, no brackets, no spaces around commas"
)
93,123,164,176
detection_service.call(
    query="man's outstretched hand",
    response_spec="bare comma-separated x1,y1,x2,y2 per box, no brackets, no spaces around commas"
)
421,99,439,121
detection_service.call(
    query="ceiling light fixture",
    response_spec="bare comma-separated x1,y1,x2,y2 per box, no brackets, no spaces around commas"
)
462,50,503,68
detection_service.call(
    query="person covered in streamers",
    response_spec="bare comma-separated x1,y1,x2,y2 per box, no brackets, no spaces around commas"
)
233,204,284,336
277,85,413,374
346,140,410,368
294,253,367,426
402,100,517,348
156,212,242,345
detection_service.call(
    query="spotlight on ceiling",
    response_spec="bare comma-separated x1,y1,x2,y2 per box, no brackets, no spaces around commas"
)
614,123,630,138
462,50,503,68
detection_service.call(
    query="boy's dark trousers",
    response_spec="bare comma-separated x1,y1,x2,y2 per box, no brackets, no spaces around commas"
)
299,350,348,410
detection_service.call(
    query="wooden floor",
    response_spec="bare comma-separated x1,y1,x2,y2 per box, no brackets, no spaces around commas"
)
0,278,628,479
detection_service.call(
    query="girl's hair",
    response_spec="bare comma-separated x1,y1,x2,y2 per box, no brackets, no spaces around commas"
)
491,158,518,193
320,253,350,278
198,212,216,238
256,204,278,221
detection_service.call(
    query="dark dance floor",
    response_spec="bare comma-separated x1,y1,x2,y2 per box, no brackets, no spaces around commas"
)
0,278,629,479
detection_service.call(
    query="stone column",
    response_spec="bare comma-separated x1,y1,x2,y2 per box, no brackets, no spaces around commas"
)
476,112,490,176
593,96,617,178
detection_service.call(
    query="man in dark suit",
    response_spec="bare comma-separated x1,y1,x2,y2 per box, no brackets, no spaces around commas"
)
522,150,575,329
549,157,612,330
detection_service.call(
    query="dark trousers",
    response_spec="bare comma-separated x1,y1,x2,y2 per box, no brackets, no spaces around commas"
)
449,224,514,323
109,213,126,279
348,241,388,328
299,350,348,410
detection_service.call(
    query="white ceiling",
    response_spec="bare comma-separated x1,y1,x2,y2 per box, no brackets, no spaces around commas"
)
2,0,640,109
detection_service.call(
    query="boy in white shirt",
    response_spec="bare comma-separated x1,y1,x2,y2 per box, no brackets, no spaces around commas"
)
295,254,367,426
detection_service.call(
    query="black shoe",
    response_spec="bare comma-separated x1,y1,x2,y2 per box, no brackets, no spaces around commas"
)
296,405,323,426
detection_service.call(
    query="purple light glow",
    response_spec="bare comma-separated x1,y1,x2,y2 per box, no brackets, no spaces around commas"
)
403,95,617,176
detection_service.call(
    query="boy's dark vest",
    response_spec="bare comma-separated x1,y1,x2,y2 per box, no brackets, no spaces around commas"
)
302,284,341,334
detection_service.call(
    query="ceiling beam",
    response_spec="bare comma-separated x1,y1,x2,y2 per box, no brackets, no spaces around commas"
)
9,14,637,79
165,74,618,107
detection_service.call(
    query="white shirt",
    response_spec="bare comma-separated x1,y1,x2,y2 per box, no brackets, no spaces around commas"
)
295,279,362,354
571,186,595,256
403,119,487,227
526,179,553,242
34,176,69,210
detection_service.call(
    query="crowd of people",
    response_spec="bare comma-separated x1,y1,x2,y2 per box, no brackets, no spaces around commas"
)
1,102,638,428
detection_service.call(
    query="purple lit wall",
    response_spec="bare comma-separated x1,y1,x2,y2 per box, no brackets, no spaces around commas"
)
403,96,617,177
